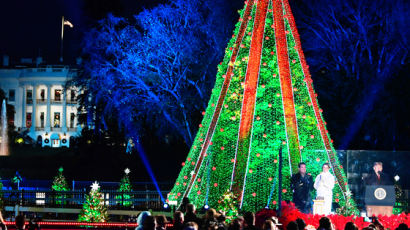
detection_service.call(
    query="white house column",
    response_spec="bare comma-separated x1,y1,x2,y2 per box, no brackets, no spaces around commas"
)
21,85,26,128
62,89,67,132
30,84,37,134
45,84,51,132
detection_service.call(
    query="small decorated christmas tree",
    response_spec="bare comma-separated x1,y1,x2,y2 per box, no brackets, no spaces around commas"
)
116,168,133,207
393,175,406,214
216,190,239,222
52,167,69,191
78,181,108,222
52,167,69,205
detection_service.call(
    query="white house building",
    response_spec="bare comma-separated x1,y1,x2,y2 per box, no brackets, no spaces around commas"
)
0,56,81,147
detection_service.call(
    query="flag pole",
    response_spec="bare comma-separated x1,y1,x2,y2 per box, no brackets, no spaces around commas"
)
60,16,64,63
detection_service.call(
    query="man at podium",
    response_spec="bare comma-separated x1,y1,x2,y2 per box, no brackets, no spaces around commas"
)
364,162,392,186
364,162,395,217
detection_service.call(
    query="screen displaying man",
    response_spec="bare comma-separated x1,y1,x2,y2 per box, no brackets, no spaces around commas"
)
365,162,392,185
314,163,335,215
291,162,313,213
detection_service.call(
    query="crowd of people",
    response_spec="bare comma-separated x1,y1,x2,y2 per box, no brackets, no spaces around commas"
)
134,205,409,230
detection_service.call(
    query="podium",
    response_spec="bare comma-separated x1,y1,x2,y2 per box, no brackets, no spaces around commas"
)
313,199,325,215
365,185,395,217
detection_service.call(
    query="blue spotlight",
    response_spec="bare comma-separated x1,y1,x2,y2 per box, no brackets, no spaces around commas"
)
163,203,169,209
204,204,209,210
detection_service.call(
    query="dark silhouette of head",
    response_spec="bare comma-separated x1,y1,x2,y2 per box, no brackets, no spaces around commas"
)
296,218,306,230
318,217,331,230
173,211,184,224
244,211,255,226
143,216,157,230
15,215,26,229
344,222,358,230
287,221,299,230
186,203,196,214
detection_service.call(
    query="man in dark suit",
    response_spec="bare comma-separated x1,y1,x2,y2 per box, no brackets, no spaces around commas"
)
365,162,392,185
291,162,314,213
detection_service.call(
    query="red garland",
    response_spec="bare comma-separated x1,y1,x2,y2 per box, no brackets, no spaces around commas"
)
276,202,410,230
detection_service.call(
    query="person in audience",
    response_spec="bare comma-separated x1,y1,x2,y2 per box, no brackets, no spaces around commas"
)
262,220,277,230
172,211,185,230
136,211,152,230
243,212,258,230
287,221,299,230
344,222,358,230
143,216,157,230
395,223,408,230
185,204,202,226
295,218,306,230
184,222,199,230
156,215,169,230
0,211,6,230
317,217,333,230
15,215,25,230
216,214,227,230
202,209,218,230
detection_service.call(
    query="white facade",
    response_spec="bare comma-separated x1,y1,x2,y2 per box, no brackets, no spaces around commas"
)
0,65,81,147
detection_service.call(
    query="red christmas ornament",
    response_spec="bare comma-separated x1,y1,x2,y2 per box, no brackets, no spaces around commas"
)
214,183,218,187
198,178,201,182
256,153,261,157
268,103,272,107
199,124,203,128
197,190,201,195
282,189,287,193
268,177,273,181
221,146,225,150
191,162,195,165
272,200,277,205
182,162,185,166
249,169,253,173
220,128,224,132
310,135,314,139
184,176,188,179
212,167,216,171
202,111,205,115
252,192,256,197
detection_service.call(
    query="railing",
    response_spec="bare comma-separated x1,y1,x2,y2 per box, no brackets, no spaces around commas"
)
35,127,45,131
0,190,168,210
67,99,77,104
26,99,33,104
51,99,62,104
50,127,62,131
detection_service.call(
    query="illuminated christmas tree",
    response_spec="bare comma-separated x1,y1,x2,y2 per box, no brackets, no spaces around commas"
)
52,167,69,205
216,190,239,222
78,182,108,222
52,167,69,192
168,0,357,214
116,168,133,207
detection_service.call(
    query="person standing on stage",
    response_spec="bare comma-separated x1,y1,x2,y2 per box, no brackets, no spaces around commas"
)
364,162,392,185
314,163,335,215
291,162,314,213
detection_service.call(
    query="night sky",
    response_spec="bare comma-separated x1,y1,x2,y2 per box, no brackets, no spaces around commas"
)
0,0,167,64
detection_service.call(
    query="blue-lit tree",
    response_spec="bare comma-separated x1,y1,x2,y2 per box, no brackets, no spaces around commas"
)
292,0,409,150
77,0,237,146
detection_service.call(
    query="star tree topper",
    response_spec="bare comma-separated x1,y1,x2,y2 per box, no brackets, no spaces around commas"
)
91,181,100,191
125,168,131,175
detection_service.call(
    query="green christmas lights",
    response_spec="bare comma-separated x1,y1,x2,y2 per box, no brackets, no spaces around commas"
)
168,0,357,215
78,182,108,222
